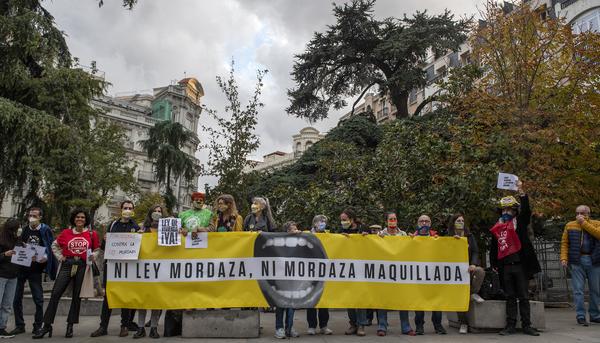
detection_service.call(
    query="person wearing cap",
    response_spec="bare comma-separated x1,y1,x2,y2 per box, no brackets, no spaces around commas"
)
560,205,600,326
179,192,213,235
489,180,541,336
91,200,139,338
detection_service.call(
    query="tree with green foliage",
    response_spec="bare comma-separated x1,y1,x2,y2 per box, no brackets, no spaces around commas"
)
287,0,470,121
140,121,199,213
0,0,138,225
202,62,266,210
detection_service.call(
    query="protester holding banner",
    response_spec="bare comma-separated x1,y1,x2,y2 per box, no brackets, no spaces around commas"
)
274,221,300,339
34,208,100,339
489,181,541,336
209,194,243,232
376,212,415,336
306,215,333,336
337,208,369,336
243,197,276,232
448,213,485,334
560,205,600,326
91,200,139,338
10,207,56,337
180,192,212,235
0,218,22,339
411,214,446,335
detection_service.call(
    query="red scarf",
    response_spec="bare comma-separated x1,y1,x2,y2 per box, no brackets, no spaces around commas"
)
490,220,522,260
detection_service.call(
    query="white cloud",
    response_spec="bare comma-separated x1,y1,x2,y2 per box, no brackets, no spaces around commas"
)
45,0,483,186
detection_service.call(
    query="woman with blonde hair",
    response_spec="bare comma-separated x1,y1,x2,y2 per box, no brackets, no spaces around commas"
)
210,195,243,232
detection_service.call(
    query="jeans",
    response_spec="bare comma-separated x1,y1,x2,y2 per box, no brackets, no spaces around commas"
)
502,263,531,327
306,308,329,329
376,310,412,333
347,309,367,327
0,277,17,330
275,307,295,330
414,311,442,328
13,271,44,329
570,255,600,320
43,260,86,325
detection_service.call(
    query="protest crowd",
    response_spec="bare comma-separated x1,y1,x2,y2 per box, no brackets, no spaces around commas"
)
0,180,599,340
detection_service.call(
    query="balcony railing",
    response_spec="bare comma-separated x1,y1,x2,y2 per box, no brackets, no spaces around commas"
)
561,0,578,9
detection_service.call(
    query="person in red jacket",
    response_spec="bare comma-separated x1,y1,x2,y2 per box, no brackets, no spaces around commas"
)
34,208,100,339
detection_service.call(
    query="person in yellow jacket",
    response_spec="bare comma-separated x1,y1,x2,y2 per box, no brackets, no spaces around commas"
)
209,194,243,232
560,205,600,326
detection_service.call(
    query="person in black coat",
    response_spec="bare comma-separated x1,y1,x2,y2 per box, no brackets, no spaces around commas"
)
489,181,541,336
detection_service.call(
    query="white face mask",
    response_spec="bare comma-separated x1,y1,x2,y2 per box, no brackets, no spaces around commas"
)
29,217,40,226
151,212,162,221
17,228,23,237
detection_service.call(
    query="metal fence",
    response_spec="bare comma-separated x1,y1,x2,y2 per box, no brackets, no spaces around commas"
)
532,239,572,304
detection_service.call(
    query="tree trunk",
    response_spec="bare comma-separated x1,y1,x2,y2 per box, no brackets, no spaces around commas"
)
389,88,409,118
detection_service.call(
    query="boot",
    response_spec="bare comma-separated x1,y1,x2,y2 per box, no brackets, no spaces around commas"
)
32,324,52,339
65,323,73,338
133,328,146,339
149,327,160,339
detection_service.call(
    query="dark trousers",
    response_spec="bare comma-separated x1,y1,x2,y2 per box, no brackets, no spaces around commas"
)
43,260,86,325
13,271,44,329
414,311,442,328
502,264,531,327
306,308,329,329
99,261,133,329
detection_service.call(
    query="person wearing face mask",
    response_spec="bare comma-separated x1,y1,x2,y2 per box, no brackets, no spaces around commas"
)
336,209,369,336
377,212,415,336
243,197,276,232
209,195,243,232
411,214,445,335
179,192,213,236
489,180,541,336
560,205,600,326
132,205,165,339
0,219,23,338
305,215,333,336
91,200,140,338
447,213,485,334
9,207,56,337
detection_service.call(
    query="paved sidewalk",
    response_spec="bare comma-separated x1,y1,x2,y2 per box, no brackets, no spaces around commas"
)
5,308,600,342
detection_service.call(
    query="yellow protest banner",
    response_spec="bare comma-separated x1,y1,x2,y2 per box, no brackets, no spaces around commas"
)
106,232,469,311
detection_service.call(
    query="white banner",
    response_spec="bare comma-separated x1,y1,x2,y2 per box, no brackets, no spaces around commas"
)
107,258,469,285
105,233,143,260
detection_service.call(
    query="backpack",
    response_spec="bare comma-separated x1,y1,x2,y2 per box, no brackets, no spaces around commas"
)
479,268,505,300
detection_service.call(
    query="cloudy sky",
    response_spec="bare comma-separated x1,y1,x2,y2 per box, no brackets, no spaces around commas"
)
46,0,482,185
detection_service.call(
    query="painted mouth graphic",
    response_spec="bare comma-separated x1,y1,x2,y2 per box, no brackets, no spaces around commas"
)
254,232,327,308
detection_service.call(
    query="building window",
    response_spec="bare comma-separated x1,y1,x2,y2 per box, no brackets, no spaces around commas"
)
305,141,313,150
296,142,302,153
409,89,418,104
448,52,460,68
426,65,435,83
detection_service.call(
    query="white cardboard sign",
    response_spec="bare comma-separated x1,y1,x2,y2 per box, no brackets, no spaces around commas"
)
104,233,142,260
185,232,208,249
158,218,181,246
497,172,519,191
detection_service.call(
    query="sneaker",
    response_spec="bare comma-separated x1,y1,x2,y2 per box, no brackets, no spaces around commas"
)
0,330,15,339
376,330,386,336
7,327,24,336
356,325,366,336
286,328,299,338
320,327,333,335
435,325,447,335
345,325,357,335
307,328,316,335
499,326,516,335
274,328,286,339
577,318,589,326
415,325,424,335
522,326,540,336
471,293,485,303
459,324,468,334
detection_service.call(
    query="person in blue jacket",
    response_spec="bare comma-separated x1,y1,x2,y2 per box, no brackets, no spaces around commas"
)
9,207,56,336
